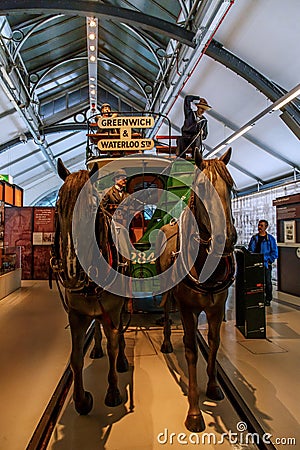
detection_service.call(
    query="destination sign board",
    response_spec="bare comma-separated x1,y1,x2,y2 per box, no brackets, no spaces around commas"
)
96,115,155,152
97,116,154,129
98,139,154,151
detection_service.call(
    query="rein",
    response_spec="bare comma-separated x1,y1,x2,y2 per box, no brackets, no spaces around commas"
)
50,206,89,292
49,204,131,332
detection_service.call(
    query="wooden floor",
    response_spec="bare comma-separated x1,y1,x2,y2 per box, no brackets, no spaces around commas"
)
0,281,299,449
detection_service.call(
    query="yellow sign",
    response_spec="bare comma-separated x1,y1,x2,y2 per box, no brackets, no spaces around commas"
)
97,116,154,129
96,115,155,152
98,139,154,151
120,127,131,140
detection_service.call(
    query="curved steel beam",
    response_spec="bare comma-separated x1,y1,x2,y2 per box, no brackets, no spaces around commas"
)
97,58,148,100
29,57,85,97
208,109,299,170
0,1,195,47
30,56,148,100
43,124,86,133
204,144,263,184
0,126,86,154
121,23,162,72
13,14,63,59
206,39,300,125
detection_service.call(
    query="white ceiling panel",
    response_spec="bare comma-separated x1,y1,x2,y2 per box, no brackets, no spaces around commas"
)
215,0,300,89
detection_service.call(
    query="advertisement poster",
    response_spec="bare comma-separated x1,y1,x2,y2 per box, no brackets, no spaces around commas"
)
4,207,33,279
284,220,296,244
33,208,55,245
33,207,55,278
4,207,55,279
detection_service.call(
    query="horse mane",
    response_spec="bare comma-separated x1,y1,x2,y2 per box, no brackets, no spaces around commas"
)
58,169,90,221
199,158,234,188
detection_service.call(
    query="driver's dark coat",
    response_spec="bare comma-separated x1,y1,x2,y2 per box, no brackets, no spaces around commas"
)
101,186,129,213
182,95,208,139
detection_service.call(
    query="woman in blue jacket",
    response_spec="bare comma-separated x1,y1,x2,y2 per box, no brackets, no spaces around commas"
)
248,219,278,306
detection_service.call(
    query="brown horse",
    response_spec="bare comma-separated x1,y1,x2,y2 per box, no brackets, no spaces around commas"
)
52,158,128,415
157,147,236,432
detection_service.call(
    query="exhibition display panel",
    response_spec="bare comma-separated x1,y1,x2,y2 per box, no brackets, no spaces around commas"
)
274,193,300,298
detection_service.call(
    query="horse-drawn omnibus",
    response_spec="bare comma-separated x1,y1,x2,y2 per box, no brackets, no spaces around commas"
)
54,110,236,431
85,110,194,312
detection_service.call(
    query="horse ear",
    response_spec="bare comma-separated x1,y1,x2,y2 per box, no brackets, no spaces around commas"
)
57,158,70,181
219,147,232,165
194,147,203,169
89,163,98,179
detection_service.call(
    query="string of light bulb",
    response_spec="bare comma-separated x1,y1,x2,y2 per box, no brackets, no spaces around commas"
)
86,17,98,111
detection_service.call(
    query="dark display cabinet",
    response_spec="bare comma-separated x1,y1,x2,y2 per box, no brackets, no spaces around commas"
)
0,246,22,299
235,246,266,338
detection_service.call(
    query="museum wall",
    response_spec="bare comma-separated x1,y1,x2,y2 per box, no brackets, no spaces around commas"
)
232,180,300,282
4,207,55,280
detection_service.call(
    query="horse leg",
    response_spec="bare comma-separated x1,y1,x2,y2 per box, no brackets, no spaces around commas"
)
205,296,226,400
161,292,173,353
90,320,104,359
117,307,129,373
181,309,205,433
102,322,122,407
69,310,93,415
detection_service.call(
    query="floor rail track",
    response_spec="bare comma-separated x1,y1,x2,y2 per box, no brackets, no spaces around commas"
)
26,322,95,450
196,330,276,450
26,324,277,450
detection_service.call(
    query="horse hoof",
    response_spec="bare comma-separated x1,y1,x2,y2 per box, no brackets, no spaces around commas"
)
117,356,129,373
75,391,93,415
105,388,122,407
90,347,104,359
206,385,224,401
185,414,205,433
161,342,173,353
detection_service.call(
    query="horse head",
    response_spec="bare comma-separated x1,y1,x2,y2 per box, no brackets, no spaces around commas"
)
193,147,237,256
56,158,99,290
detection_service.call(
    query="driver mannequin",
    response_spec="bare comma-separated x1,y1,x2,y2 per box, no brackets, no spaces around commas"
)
100,103,115,118
177,95,211,159
97,104,119,156
98,103,118,133
101,169,129,215
101,170,141,242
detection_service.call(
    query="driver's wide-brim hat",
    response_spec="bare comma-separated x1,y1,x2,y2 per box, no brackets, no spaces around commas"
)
113,169,127,180
195,98,211,110
101,103,111,110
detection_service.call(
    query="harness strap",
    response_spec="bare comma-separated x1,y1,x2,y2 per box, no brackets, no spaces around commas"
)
96,294,114,329
183,254,235,294
120,307,132,334
183,273,235,295
96,287,132,333
54,272,69,313
52,203,131,331
169,210,235,294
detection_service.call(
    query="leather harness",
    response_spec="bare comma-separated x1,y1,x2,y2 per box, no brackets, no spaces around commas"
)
49,205,131,331
169,192,235,295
